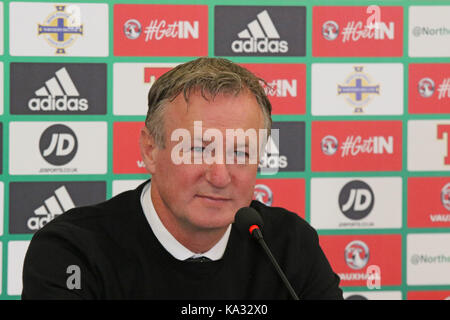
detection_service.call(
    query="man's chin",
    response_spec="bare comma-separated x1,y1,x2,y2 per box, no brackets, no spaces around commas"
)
186,208,235,231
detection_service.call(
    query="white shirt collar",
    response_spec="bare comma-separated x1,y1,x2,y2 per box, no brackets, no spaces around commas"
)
140,181,231,261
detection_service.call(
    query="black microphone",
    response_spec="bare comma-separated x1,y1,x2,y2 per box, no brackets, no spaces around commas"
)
234,207,300,300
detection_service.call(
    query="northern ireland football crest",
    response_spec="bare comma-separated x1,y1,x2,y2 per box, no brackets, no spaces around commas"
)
338,66,380,113
38,5,84,54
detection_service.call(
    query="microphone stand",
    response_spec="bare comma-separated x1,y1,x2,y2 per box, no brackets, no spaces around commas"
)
252,228,300,300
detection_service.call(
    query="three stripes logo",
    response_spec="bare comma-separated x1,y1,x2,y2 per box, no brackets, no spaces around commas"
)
232,10,288,53
259,133,287,175
215,6,305,57
9,181,107,234
27,185,75,230
28,67,88,112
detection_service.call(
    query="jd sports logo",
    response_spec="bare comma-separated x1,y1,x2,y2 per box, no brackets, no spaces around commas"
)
339,180,374,220
9,181,106,234
10,63,107,114
39,124,78,166
215,6,306,56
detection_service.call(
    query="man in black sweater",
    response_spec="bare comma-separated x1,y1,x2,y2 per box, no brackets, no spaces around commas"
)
22,58,342,300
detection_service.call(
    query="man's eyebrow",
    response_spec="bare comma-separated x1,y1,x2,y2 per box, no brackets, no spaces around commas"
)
230,141,250,149
193,137,217,143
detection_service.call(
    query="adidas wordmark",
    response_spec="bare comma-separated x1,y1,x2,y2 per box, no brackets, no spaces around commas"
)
28,67,88,111
231,10,288,53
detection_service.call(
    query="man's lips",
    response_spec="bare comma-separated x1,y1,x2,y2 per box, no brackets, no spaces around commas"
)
195,194,231,202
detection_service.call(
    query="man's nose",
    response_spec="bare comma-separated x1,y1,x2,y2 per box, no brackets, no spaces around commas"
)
205,162,232,188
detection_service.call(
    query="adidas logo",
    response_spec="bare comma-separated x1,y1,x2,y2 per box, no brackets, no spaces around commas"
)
232,10,288,53
259,134,288,171
27,186,75,230
28,67,88,112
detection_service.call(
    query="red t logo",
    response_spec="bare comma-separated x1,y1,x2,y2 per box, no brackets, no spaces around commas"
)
143,67,172,85
437,124,450,165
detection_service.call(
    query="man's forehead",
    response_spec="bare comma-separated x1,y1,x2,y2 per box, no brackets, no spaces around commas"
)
166,90,262,121
173,88,256,106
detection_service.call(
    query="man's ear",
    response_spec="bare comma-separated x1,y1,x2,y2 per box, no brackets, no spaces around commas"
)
139,126,159,174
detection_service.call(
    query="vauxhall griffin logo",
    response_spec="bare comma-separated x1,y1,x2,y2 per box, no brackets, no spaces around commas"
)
232,10,288,54
338,180,375,220
418,78,435,98
124,19,142,40
441,183,450,211
322,21,339,40
253,184,273,206
28,67,88,112
321,135,339,155
39,124,78,166
345,240,370,270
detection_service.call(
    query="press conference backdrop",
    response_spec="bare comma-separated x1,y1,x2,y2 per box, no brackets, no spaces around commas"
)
0,0,449,300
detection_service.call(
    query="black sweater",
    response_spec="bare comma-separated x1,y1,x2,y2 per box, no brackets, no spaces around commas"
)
22,181,343,300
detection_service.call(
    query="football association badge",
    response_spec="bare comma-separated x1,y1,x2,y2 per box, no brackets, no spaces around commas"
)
338,66,380,113
38,5,84,54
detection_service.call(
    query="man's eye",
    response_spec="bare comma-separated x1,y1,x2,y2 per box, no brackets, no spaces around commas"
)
234,150,249,158
191,146,205,153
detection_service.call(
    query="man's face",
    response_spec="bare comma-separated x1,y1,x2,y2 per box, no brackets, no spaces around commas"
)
141,90,265,234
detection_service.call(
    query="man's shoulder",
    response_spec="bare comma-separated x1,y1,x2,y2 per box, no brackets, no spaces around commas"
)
34,181,147,241
23,182,149,299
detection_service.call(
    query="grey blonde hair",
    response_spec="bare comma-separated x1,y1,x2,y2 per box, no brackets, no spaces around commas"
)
145,57,272,148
